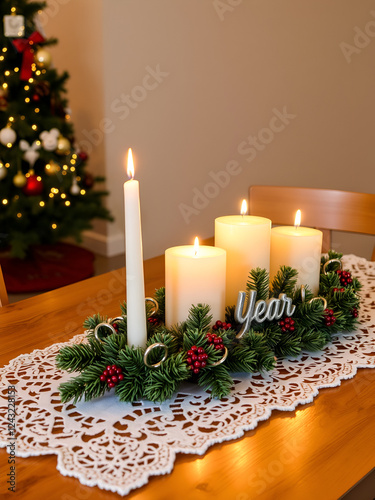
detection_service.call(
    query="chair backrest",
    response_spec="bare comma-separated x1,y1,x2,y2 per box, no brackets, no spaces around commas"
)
0,265,9,307
248,186,375,258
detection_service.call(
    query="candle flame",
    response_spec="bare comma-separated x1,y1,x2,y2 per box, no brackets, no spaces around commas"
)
294,209,301,229
127,148,134,179
241,199,248,215
194,236,199,256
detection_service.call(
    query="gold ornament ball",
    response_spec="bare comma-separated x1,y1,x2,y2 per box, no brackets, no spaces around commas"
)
35,48,52,69
45,160,61,175
56,136,71,155
13,171,27,188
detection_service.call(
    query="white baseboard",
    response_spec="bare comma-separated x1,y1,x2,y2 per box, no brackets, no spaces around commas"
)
81,230,124,257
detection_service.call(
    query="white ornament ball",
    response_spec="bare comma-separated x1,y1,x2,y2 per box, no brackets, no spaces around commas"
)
0,127,17,146
0,163,7,180
70,179,80,195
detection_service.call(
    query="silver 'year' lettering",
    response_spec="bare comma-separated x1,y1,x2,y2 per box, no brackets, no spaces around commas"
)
235,290,296,338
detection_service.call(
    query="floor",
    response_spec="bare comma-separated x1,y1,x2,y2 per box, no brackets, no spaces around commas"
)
340,467,375,499
7,252,125,304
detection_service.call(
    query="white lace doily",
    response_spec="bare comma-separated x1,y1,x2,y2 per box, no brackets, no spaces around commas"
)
0,255,374,496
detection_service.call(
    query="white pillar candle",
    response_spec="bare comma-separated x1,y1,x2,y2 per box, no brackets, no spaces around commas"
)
270,210,323,295
165,238,226,327
124,148,147,348
215,201,271,306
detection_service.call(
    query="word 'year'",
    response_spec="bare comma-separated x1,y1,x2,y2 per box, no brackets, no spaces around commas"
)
235,290,296,338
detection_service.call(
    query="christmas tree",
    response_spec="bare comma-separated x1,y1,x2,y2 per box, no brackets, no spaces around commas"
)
0,1,112,258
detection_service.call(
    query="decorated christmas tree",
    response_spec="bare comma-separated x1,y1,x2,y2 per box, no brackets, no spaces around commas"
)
0,0,112,258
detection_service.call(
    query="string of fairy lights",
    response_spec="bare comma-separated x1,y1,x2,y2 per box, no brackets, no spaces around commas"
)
0,8,88,231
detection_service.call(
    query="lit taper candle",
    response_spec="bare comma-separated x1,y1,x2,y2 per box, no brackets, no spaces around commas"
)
124,148,147,348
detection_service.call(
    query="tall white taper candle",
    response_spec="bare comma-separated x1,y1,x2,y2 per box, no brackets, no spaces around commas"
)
124,148,147,348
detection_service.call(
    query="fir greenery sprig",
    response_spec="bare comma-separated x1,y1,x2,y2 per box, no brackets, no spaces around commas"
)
270,266,298,297
247,267,269,300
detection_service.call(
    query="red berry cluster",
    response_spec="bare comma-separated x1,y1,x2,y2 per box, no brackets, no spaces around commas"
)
148,317,159,326
333,287,345,293
351,307,359,318
112,322,119,332
212,320,232,331
278,317,295,333
206,332,226,351
186,346,208,374
323,308,336,327
100,364,124,388
336,269,353,286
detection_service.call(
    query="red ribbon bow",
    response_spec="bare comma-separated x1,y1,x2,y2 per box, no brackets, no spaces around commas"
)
12,31,45,81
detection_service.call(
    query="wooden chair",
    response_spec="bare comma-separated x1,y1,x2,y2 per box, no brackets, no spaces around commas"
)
0,265,9,307
248,186,375,260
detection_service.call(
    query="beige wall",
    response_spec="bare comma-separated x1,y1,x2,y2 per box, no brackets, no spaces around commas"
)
46,0,374,259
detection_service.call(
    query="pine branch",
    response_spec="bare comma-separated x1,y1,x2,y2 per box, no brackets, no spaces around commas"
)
226,331,276,373
102,333,128,364
299,328,327,352
225,305,236,326
56,340,104,372
319,272,341,296
270,266,298,298
59,377,87,405
197,365,233,399
321,251,343,272
147,331,180,356
293,300,325,329
350,276,362,293
182,328,207,352
116,348,148,402
154,287,165,322
226,344,258,373
164,322,186,349
246,267,269,301
274,332,302,358
329,288,360,311
120,301,127,317
143,353,190,402
259,325,282,351
84,314,108,332
59,362,108,404
185,304,212,333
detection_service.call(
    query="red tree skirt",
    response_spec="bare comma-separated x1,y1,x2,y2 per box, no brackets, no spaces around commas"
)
0,243,95,293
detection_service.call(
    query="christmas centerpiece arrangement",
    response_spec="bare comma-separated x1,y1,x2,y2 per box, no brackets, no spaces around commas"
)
0,0,112,257
57,251,362,404
56,150,363,405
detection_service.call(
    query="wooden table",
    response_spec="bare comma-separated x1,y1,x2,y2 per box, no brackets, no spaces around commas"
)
1,253,374,500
